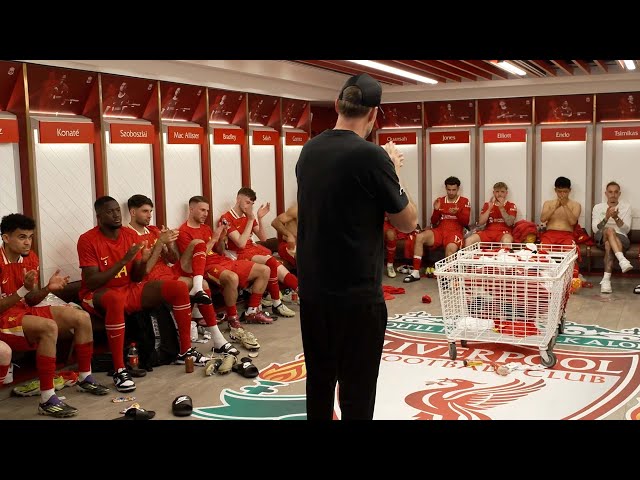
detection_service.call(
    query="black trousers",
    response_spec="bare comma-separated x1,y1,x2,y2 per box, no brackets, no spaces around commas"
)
300,299,388,420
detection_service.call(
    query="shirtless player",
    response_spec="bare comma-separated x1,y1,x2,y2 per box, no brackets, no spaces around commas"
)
540,176,581,278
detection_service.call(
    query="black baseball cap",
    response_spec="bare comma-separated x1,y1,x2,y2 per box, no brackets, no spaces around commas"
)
338,73,382,108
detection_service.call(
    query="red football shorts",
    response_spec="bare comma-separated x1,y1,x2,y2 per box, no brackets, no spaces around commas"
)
540,229,581,263
384,222,409,241
431,226,463,250
205,257,254,289
81,282,147,316
0,304,54,351
237,244,272,261
540,230,574,246
148,263,182,281
477,229,512,242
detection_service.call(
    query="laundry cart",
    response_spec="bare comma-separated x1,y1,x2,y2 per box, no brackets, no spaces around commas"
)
434,242,577,368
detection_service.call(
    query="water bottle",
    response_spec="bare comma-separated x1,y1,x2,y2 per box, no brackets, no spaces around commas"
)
127,343,139,369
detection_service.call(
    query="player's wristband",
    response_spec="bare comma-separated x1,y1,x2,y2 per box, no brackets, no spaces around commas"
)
17,286,30,298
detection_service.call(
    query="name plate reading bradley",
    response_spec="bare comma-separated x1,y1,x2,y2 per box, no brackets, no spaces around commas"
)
213,128,244,145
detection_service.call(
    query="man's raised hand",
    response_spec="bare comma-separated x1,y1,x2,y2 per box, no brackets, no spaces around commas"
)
22,268,38,291
159,226,179,245
123,242,145,264
257,202,270,219
46,269,70,292
384,141,404,170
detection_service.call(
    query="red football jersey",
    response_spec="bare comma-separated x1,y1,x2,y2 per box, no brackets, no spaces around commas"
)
0,247,40,299
177,221,219,267
220,209,258,252
77,226,140,299
126,224,175,280
431,196,471,230
481,201,517,231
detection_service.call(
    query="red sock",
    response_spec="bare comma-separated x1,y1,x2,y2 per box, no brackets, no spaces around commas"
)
413,256,422,271
75,341,93,374
264,257,281,299
386,239,397,264
161,280,192,353
226,305,238,317
198,289,217,327
267,278,280,300
191,242,207,276
102,290,126,371
36,354,56,392
0,363,9,384
248,292,262,309
283,273,298,291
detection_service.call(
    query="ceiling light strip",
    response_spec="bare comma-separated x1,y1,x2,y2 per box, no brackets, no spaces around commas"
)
493,61,527,76
347,60,438,84
623,60,636,71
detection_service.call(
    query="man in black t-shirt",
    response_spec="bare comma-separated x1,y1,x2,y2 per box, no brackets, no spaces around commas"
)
296,73,418,420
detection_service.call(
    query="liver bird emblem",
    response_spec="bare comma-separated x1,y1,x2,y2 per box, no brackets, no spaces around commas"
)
405,378,545,420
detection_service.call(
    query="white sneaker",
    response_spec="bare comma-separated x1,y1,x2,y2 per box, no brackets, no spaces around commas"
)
175,347,211,366
600,278,612,294
281,289,299,305
386,264,397,278
2,363,14,385
261,293,274,307
272,301,296,317
619,258,633,273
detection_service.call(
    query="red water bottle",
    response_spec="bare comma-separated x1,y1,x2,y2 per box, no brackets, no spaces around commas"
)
127,343,139,369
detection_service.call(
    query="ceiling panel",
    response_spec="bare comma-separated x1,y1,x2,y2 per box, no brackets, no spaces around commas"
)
290,60,628,87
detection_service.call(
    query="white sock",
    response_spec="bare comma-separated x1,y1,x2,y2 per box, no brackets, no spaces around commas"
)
247,306,258,315
603,272,612,280
41,388,55,403
207,326,228,349
272,299,282,308
190,275,204,294
78,371,90,382
411,270,420,278
615,252,625,262
387,263,393,268
192,304,203,319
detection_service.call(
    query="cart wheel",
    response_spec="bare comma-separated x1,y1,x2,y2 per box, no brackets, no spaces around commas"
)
539,350,557,368
448,343,457,360
460,340,468,347
558,315,566,335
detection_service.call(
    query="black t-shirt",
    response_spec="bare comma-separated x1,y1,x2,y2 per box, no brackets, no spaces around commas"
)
296,129,409,304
